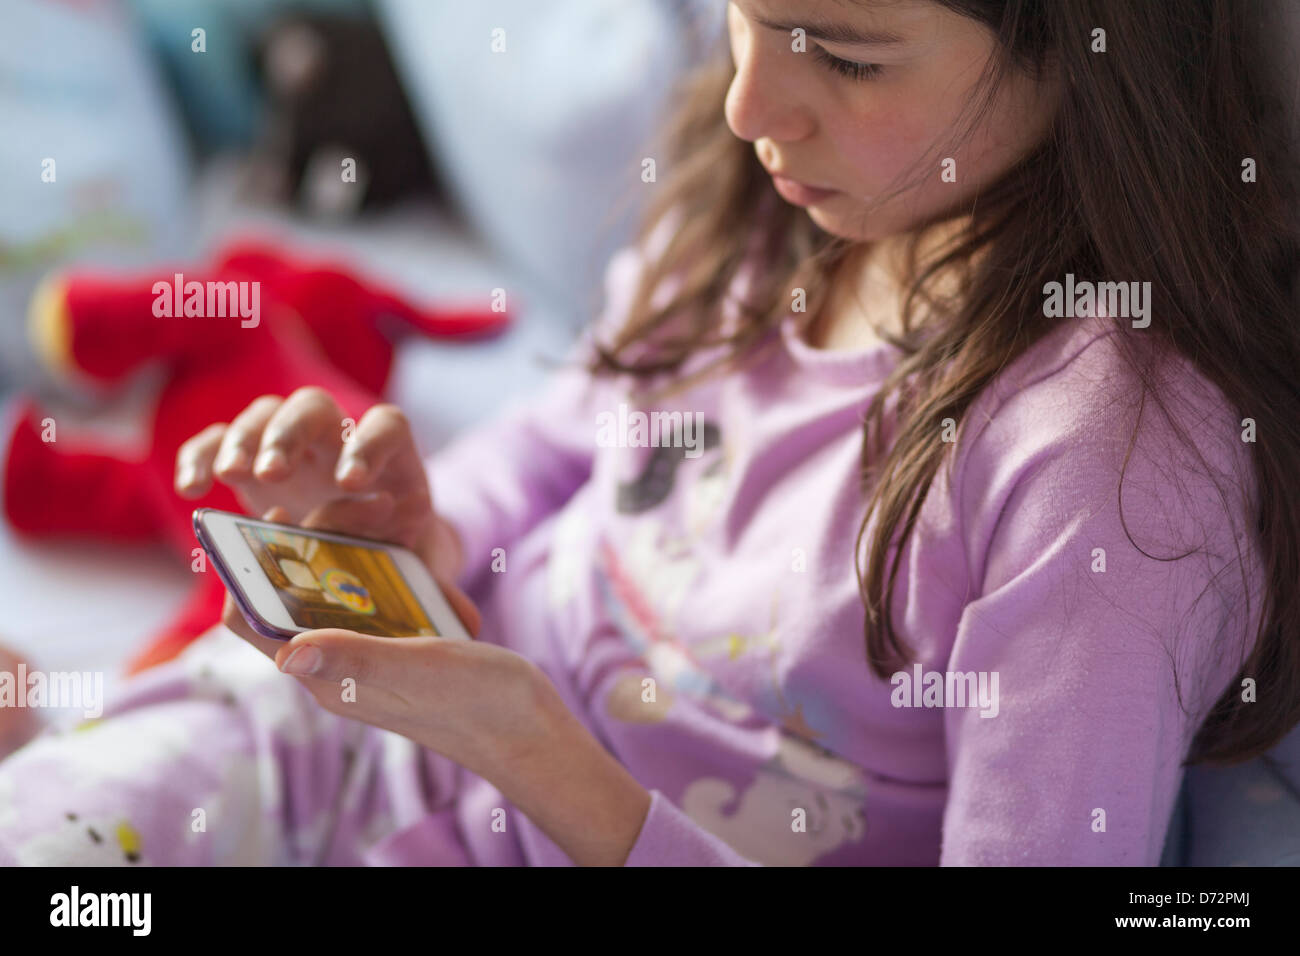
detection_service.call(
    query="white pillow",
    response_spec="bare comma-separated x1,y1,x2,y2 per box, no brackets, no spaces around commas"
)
375,0,723,318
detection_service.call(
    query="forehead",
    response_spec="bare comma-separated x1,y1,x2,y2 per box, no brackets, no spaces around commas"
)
732,0,979,55
737,0,936,25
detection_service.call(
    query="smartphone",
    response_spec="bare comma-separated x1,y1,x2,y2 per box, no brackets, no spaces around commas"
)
193,507,470,642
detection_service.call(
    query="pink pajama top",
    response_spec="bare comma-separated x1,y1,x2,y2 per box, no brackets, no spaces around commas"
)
428,237,1261,866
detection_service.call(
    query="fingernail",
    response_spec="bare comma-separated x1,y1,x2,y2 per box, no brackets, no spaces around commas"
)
177,465,196,488
255,449,286,475
281,645,321,676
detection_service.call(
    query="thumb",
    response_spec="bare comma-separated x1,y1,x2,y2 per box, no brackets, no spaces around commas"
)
274,629,444,684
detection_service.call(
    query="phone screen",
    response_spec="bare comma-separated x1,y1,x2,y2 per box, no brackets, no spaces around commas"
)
236,522,438,636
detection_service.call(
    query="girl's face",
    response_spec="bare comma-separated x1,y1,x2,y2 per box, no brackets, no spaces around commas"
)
725,0,1058,241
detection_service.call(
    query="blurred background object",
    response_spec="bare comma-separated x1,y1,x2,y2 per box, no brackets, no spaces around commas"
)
0,0,192,391
0,0,725,684
126,0,368,154
375,0,721,316
246,7,443,217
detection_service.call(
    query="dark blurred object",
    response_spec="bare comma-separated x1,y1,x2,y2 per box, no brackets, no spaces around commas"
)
245,11,440,217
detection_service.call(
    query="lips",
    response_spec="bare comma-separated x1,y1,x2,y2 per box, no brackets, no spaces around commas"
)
765,167,835,191
768,171,839,207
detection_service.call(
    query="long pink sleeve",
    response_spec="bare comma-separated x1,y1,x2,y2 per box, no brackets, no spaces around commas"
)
427,360,601,591
622,790,762,866
933,329,1261,865
425,245,647,591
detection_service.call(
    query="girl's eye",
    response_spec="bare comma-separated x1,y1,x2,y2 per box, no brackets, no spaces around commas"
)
813,46,883,82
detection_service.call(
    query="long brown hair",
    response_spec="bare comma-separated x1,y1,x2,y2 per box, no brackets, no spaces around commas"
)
592,0,1300,766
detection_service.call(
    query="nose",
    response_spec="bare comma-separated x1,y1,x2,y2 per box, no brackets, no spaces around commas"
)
724,30,815,145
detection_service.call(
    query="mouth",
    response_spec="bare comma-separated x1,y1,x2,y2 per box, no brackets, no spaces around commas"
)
765,169,839,207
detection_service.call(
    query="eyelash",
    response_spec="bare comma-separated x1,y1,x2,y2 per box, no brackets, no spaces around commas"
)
813,46,883,82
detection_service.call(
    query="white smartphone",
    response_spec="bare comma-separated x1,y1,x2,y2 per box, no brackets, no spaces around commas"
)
193,507,471,642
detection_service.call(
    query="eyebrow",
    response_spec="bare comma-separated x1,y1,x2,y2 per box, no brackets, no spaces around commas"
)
750,13,905,45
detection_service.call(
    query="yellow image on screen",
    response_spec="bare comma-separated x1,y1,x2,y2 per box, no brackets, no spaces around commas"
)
237,523,437,636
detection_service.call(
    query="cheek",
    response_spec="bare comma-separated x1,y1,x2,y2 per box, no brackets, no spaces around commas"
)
953,81,1055,189
826,107,935,195
811,103,973,239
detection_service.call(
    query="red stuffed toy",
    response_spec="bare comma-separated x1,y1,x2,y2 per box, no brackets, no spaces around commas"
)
3,238,508,674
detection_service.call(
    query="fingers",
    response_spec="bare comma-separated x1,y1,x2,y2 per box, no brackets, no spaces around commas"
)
220,592,286,661
298,492,397,538
254,386,345,481
175,423,229,498
334,403,419,492
178,394,418,512
438,577,482,638
175,391,288,498
212,395,282,485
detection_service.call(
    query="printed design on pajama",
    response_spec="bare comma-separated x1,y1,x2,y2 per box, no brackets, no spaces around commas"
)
0,625,459,866
592,418,871,865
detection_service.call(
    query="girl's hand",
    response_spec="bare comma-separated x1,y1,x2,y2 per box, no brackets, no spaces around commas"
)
218,504,515,776
220,505,481,665
175,388,464,583
220,506,652,865
270,623,557,782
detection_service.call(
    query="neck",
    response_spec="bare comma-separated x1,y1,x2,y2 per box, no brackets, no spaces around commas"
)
867,211,973,285
807,214,973,352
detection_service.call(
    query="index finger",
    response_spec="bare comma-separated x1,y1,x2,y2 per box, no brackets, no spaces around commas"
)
253,386,346,481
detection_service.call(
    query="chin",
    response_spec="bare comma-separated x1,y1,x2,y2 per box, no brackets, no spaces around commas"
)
806,195,929,243
806,207,888,242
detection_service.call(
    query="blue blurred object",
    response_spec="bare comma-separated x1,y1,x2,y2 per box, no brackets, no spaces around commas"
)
1160,724,1300,866
124,0,367,152
0,0,193,390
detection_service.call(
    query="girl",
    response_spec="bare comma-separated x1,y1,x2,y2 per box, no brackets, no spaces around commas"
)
1,0,1297,866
